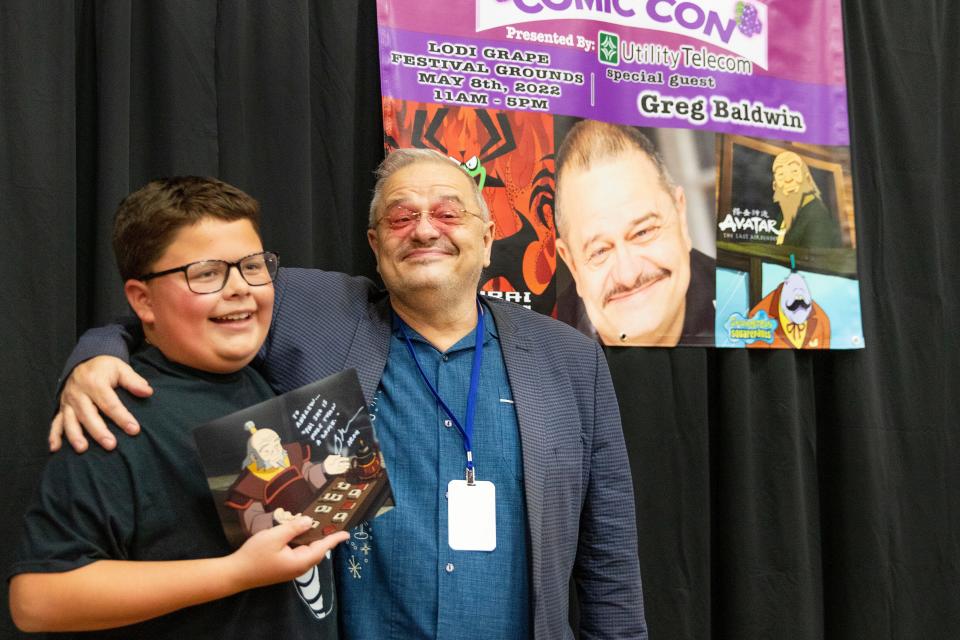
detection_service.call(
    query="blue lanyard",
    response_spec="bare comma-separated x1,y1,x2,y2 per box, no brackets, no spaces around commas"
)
396,299,485,483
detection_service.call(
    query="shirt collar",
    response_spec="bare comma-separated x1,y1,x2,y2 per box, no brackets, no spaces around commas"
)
391,297,499,353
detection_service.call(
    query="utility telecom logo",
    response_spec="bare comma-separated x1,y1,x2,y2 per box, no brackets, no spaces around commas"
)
598,31,620,65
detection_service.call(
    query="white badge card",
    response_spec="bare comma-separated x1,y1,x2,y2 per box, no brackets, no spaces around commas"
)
447,479,496,551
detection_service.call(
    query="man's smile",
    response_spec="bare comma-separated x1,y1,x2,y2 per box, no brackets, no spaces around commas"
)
400,244,456,262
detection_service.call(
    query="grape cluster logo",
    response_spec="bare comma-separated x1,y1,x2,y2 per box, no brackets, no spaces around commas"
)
735,2,763,37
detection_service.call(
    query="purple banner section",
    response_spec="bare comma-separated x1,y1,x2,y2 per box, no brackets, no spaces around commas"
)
379,26,849,145
377,0,847,89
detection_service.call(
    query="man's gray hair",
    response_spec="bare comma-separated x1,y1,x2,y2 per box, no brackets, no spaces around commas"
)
368,148,491,226
554,120,677,236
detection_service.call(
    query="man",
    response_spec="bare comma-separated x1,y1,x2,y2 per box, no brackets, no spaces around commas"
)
51,150,647,639
772,150,842,248
555,120,714,347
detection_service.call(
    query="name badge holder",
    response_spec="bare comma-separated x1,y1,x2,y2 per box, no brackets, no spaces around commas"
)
398,299,497,551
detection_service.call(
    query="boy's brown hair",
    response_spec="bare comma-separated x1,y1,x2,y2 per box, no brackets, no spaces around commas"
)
112,176,261,280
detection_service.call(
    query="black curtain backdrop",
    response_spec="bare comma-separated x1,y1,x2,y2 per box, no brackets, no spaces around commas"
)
1,1,957,638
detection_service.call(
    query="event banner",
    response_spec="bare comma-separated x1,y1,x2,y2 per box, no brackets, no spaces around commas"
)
376,0,864,349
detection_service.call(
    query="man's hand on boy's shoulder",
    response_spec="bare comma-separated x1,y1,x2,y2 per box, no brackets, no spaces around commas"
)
50,356,152,453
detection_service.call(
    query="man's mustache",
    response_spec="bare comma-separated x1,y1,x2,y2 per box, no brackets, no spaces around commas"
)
400,237,457,257
602,267,669,306
785,298,811,311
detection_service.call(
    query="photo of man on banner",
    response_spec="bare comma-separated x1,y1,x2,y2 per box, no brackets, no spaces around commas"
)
555,119,716,347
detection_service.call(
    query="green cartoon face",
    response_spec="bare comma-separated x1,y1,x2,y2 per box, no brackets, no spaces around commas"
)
460,155,487,191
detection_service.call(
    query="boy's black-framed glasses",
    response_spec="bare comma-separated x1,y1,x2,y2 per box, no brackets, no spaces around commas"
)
137,251,279,294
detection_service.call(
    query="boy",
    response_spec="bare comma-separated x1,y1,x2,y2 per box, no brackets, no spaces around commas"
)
8,177,347,637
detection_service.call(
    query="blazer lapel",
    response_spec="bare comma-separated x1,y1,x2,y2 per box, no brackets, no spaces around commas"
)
345,294,393,403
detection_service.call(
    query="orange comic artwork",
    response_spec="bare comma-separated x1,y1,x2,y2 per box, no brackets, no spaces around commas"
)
383,98,557,316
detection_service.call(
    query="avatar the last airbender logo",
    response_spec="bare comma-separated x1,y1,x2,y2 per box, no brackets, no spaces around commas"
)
383,98,557,315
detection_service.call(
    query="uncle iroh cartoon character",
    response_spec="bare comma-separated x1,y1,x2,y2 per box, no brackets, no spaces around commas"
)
772,151,842,248
225,421,353,536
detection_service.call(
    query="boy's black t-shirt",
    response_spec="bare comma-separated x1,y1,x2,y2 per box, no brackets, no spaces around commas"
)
9,345,339,639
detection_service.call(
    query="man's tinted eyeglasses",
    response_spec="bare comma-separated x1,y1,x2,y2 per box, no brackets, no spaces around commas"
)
374,203,483,232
